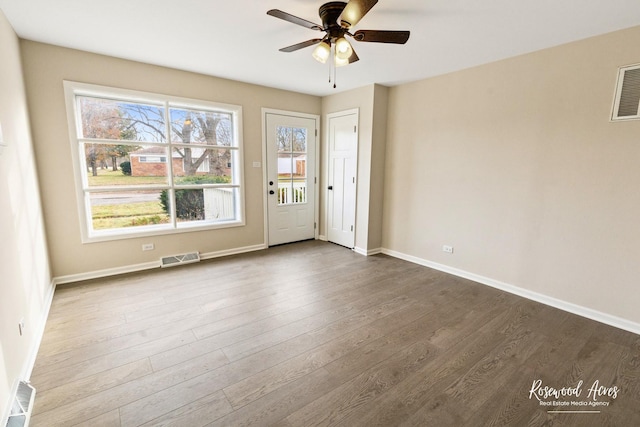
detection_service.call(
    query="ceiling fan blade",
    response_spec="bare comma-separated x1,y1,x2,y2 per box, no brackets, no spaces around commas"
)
267,9,323,31
279,39,323,53
348,49,360,64
352,30,410,44
338,0,378,28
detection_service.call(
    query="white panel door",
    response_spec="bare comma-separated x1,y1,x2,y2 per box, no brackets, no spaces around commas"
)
266,112,317,246
327,111,358,248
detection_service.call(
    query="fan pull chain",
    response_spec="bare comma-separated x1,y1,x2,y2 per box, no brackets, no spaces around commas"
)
331,44,337,89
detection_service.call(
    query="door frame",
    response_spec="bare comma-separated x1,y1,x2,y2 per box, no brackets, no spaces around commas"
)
324,108,359,247
262,108,321,246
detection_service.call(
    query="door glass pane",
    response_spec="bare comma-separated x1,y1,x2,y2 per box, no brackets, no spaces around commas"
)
292,154,307,203
277,153,293,206
276,126,308,206
277,126,292,152
292,128,307,152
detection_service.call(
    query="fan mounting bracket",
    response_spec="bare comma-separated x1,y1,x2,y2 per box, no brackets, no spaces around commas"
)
319,2,347,31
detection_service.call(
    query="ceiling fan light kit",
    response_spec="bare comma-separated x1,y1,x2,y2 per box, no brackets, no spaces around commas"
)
267,0,410,87
312,40,332,64
334,37,353,60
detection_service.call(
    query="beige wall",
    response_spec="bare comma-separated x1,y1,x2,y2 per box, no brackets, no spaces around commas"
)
383,26,640,325
0,11,52,421
368,85,389,251
20,41,321,279
321,84,388,253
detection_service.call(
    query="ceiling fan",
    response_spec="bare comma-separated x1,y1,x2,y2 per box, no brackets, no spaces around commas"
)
267,0,410,68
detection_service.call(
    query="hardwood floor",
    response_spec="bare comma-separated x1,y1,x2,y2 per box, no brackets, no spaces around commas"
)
29,241,640,426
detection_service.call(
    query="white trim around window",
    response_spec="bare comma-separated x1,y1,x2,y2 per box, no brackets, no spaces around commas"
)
63,81,245,243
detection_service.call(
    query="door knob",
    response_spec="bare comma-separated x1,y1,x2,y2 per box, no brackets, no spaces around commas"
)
269,190,275,195
328,186,333,190
269,181,274,186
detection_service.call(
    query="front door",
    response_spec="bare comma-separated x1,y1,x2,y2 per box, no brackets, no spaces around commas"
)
265,111,318,246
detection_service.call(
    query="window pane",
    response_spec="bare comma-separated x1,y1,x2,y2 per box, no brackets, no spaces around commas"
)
277,152,307,206
292,154,307,179
79,96,165,142
277,153,293,206
276,126,306,153
170,108,233,146
292,127,307,152
84,144,169,187
276,126,292,152
173,148,233,185
128,146,172,181
89,190,168,230
168,188,237,224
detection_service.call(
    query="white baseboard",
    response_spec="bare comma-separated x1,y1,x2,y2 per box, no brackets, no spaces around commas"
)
2,276,54,424
318,235,327,241
200,244,266,261
54,260,159,285
53,243,267,285
24,278,56,380
381,248,640,336
354,247,382,256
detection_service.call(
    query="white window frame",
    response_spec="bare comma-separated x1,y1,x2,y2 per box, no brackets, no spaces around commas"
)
63,81,245,243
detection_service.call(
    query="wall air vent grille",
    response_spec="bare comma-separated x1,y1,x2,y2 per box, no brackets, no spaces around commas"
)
5,381,35,427
160,252,200,268
612,64,640,121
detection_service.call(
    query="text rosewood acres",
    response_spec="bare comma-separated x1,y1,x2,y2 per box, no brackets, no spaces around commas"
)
528,380,619,404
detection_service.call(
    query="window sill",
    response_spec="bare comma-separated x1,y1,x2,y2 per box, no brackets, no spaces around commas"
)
82,219,245,244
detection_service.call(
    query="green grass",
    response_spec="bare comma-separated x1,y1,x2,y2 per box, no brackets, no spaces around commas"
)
92,201,168,230
88,169,168,229
87,169,167,186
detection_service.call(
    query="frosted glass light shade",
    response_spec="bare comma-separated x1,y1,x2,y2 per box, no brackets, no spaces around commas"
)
312,41,331,64
335,37,353,61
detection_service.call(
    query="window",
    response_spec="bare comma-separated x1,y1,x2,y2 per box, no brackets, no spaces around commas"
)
64,81,244,242
138,156,167,163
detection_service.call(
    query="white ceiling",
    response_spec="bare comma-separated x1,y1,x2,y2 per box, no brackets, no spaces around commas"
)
1,0,640,96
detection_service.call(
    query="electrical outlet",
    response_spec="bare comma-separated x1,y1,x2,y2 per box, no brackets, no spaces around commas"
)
142,243,155,251
442,245,454,254
18,318,25,336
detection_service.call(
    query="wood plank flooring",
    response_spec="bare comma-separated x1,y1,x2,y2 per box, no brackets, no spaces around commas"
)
29,241,640,426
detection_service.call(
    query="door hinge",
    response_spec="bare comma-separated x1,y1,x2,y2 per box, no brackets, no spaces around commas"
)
314,222,317,229
352,177,355,184
350,225,354,232
315,177,317,184
315,129,318,136
354,125,357,133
